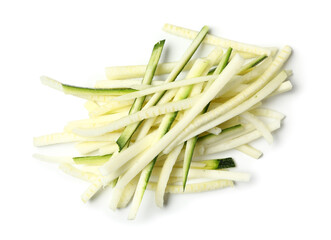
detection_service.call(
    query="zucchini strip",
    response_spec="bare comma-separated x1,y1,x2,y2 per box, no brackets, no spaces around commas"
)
163,23,272,56
240,111,273,144
73,154,113,166
40,76,136,97
151,167,250,182
236,144,263,159
249,108,285,120
238,55,268,75
73,95,199,137
147,179,234,194
95,79,165,89
33,132,83,147
89,100,133,117
59,163,100,183
111,75,218,102
154,144,184,208
105,59,197,80
75,141,112,155
202,122,280,157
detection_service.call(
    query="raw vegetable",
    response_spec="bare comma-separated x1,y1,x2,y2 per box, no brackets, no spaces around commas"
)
34,23,292,220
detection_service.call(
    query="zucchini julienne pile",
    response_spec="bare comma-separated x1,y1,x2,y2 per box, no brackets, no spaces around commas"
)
34,23,292,219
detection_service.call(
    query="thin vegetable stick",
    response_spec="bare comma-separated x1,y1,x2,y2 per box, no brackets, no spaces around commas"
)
64,113,128,132
236,144,263,159
75,141,111,155
98,143,121,155
105,60,198,80
206,127,222,135
249,108,285,120
81,178,103,203
202,121,280,157
118,176,139,208
33,132,83,147
151,167,250,182
99,131,157,175
240,111,273,144
59,163,100,183
110,75,218,102
95,79,165,88
41,76,136,97
89,100,133,117
73,95,200,137
147,179,234,194
155,143,183,208
163,23,272,56
268,80,292,97
84,101,99,112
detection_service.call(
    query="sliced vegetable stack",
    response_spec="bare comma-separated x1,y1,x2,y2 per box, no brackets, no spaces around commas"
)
34,23,293,220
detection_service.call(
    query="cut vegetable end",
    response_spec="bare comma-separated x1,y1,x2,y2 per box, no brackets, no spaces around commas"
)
40,76,63,92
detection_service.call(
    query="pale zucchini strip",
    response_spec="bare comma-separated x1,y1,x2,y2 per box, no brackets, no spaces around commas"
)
163,46,292,153
147,179,234,193
73,95,200,137
240,111,273,144
59,163,100,183
206,127,222,135
249,108,285,120
268,80,292,97
33,132,83,147
95,79,165,89
163,23,272,56
154,143,184,208
236,144,263,159
98,143,122,155
89,100,133,117
81,178,104,203
117,176,139,208
99,131,157,175
238,55,267,75
111,75,218,102
40,76,136,97
202,121,280,157
151,167,250,182
105,59,197,80
75,141,112,155
84,101,99,112
64,112,128,132
112,55,244,193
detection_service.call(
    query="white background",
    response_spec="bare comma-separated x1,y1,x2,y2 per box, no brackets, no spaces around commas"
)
1,0,330,239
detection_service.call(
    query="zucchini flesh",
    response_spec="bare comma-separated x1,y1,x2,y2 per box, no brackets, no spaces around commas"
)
73,154,113,166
